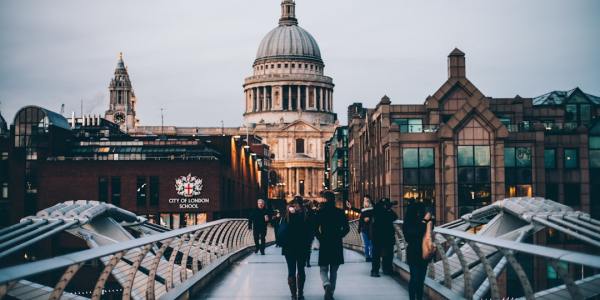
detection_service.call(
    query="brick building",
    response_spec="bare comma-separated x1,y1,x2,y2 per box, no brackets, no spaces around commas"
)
348,49,600,223
5,105,270,228
324,126,349,204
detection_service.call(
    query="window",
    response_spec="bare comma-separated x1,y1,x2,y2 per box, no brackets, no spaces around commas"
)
458,146,491,167
457,146,491,214
111,177,121,206
98,177,108,202
505,147,532,196
563,183,580,207
136,177,147,207
564,149,578,169
545,184,559,202
402,148,435,206
565,105,577,122
394,118,423,133
590,137,600,169
284,63,288,68
296,139,304,153
565,104,592,125
544,149,556,169
1,183,7,199
149,176,159,206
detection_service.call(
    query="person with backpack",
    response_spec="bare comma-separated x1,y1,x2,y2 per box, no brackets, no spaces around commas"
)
370,198,398,277
315,191,350,300
278,196,313,300
402,201,434,300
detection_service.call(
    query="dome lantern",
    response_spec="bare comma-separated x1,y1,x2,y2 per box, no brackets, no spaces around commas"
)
279,0,298,26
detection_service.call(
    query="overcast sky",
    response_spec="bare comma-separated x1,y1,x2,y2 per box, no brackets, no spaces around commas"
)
1,0,599,127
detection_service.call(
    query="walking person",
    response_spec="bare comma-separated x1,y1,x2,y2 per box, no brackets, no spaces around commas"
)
272,209,282,247
304,200,317,267
370,198,398,277
248,199,270,255
315,191,350,300
346,195,374,262
278,196,313,300
402,201,433,300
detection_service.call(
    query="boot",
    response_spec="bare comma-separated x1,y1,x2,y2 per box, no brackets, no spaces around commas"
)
297,274,306,299
288,276,297,299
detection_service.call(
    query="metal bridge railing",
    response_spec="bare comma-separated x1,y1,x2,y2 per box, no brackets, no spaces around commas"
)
343,219,600,300
0,219,273,300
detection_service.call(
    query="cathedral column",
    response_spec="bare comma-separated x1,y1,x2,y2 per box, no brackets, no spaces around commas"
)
297,86,301,111
323,88,328,111
288,86,293,111
319,87,324,111
260,86,267,111
329,90,333,111
313,168,318,196
305,167,311,196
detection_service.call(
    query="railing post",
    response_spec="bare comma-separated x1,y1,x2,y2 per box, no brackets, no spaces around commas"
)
91,251,126,300
446,235,473,299
550,259,584,300
49,262,84,300
499,248,534,300
468,241,501,300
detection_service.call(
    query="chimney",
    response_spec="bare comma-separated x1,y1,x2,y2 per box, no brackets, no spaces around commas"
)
448,48,466,78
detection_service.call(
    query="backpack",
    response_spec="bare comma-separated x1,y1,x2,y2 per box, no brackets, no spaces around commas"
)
421,220,436,261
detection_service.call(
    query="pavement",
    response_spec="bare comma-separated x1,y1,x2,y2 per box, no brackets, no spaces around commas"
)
195,244,409,299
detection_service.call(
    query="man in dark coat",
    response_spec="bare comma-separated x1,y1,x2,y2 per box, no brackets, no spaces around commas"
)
248,199,270,255
315,191,350,300
370,198,398,277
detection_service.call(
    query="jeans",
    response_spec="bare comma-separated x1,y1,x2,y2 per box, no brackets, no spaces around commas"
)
285,254,307,277
371,243,393,273
408,260,428,300
361,231,373,259
253,229,266,254
319,264,340,290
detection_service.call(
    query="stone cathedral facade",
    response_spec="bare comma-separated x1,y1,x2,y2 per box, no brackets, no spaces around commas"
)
243,0,337,201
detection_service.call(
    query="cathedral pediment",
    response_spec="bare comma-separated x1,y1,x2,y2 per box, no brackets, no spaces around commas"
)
280,120,321,132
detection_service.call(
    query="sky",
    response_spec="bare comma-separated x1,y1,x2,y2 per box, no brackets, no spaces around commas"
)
1,0,599,127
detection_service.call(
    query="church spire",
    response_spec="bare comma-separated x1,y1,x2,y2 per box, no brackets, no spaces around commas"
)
279,0,298,26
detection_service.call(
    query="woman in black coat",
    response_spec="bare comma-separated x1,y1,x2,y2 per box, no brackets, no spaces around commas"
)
278,196,313,300
402,201,432,300
315,191,349,300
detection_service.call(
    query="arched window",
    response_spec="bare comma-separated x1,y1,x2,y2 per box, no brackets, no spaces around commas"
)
296,139,304,154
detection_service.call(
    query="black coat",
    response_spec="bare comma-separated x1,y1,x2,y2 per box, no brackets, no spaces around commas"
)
248,208,270,232
358,207,374,237
278,212,313,258
402,219,427,263
371,205,398,247
315,204,350,266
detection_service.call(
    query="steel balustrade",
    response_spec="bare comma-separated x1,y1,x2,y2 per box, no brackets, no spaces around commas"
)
343,219,600,300
0,219,273,300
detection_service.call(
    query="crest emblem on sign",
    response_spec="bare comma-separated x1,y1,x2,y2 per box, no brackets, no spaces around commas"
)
175,173,203,197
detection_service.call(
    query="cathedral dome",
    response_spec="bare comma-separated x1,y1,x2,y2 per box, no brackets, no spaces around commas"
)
255,25,322,64
254,0,322,65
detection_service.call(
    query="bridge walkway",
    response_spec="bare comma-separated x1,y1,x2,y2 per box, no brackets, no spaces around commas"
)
197,245,409,299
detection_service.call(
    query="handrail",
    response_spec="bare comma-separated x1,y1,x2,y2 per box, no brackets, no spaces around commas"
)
0,218,272,300
0,219,234,284
345,218,600,300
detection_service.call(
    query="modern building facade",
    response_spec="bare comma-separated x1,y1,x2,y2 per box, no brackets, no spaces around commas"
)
243,0,337,201
348,49,600,223
324,126,349,204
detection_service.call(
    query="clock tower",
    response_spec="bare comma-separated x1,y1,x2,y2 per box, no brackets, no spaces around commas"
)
105,52,138,131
